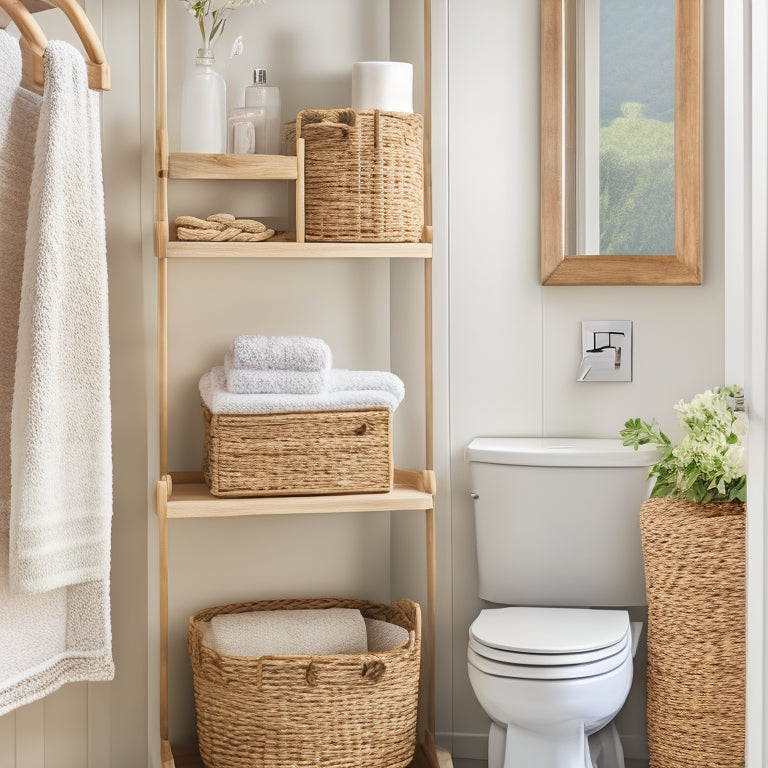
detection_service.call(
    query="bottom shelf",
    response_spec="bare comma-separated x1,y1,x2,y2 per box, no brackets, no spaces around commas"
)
162,735,445,768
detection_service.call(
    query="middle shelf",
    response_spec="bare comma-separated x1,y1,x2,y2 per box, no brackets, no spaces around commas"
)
159,469,436,519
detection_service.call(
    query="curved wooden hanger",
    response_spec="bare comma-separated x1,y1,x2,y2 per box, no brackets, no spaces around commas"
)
0,0,110,91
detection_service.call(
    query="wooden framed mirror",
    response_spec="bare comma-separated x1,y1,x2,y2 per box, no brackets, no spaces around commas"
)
541,0,702,285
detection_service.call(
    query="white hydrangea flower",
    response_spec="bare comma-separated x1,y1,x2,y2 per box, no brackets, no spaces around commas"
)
621,385,748,503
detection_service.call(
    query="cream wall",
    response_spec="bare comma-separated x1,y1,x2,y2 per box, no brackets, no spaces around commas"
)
0,0,737,766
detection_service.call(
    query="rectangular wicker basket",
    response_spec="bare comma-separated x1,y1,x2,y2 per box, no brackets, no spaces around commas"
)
189,597,421,768
288,108,424,243
202,405,393,497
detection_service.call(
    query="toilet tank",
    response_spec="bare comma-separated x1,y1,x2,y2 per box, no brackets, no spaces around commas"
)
466,437,659,607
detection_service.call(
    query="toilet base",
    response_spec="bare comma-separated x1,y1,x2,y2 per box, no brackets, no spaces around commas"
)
487,720,624,768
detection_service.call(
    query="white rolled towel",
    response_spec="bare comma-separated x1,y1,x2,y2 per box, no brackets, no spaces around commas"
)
365,618,410,652
206,608,368,657
200,366,404,414
224,351,328,394
231,335,332,372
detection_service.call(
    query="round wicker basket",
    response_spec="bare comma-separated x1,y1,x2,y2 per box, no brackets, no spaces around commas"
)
189,596,421,768
640,497,745,768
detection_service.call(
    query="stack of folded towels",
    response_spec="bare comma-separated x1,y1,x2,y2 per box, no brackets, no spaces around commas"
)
199,334,405,415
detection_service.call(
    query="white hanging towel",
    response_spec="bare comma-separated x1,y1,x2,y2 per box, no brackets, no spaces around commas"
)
0,32,113,715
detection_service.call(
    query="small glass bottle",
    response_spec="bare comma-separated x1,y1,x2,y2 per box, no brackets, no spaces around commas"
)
244,68,281,155
180,48,226,153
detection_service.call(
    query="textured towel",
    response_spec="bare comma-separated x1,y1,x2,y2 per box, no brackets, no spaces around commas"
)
365,618,410,652
329,369,405,401
224,352,404,400
206,608,369,657
11,40,112,593
224,350,329,394
201,366,404,414
231,335,332,371
0,32,112,715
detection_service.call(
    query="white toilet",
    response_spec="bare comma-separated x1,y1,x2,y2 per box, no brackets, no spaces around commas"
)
465,437,658,768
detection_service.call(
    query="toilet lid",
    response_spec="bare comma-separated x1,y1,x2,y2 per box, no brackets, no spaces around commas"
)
470,607,630,655
467,641,631,680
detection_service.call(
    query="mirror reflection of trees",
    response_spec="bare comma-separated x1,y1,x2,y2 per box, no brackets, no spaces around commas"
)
599,102,674,255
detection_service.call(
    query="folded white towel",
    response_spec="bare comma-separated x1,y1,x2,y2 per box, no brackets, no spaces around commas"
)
201,366,404,414
224,350,328,394
231,335,332,372
330,369,405,401
206,608,368,657
224,353,405,400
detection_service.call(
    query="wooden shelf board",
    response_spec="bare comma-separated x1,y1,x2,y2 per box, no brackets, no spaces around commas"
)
168,152,299,180
163,470,434,519
165,240,432,259
163,738,444,768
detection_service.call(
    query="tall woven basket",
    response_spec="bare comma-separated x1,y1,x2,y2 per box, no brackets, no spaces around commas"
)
189,597,421,768
290,108,424,242
640,497,745,768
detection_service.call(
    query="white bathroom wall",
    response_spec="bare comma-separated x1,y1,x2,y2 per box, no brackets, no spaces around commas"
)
444,0,727,763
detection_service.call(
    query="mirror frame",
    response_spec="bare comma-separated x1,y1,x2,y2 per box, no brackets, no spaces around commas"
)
541,0,702,285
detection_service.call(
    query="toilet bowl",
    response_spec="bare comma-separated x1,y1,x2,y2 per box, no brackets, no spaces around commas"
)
467,607,633,768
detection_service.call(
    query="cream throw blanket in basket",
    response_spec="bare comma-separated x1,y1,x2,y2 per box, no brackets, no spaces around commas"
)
0,31,113,715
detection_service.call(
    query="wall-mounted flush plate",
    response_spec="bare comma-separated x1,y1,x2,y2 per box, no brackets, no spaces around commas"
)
578,321,632,382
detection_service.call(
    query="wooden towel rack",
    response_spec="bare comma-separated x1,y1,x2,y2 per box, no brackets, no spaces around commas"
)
0,0,110,91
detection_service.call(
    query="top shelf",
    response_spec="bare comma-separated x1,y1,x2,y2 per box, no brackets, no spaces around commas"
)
167,152,299,181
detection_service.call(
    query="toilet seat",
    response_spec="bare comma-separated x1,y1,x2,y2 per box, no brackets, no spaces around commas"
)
468,606,632,680
468,630,630,666
467,640,631,680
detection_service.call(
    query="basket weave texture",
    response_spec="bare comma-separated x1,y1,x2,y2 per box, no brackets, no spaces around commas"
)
289,108,424,242
202,405,393,497
189,597,421,768
640,497,745,768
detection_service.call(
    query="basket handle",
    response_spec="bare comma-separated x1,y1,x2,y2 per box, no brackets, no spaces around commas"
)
301,658,387,687
362,659,386,681
295,108,358,140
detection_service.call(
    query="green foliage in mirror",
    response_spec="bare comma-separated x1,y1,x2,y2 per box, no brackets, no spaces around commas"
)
599,102,674,255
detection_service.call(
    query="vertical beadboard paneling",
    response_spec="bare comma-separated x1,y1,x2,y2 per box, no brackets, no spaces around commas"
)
43,686,88,768
87,683,111,768
0,711,16,765
13,702,43,768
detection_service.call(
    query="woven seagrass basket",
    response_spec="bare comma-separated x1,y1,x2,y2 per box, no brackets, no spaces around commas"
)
287,108,424,242
640,497,745,768
202,405,393,497
189,597,421,768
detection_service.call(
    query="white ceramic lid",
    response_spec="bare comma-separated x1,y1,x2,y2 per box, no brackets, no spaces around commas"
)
467,642,631,680
468,632,629,666
465,437,659,468
469,607,630,654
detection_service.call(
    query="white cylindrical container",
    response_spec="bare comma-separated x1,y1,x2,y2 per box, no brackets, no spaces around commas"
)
351,61,413,113
227,107,267,154
180,49,227,153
